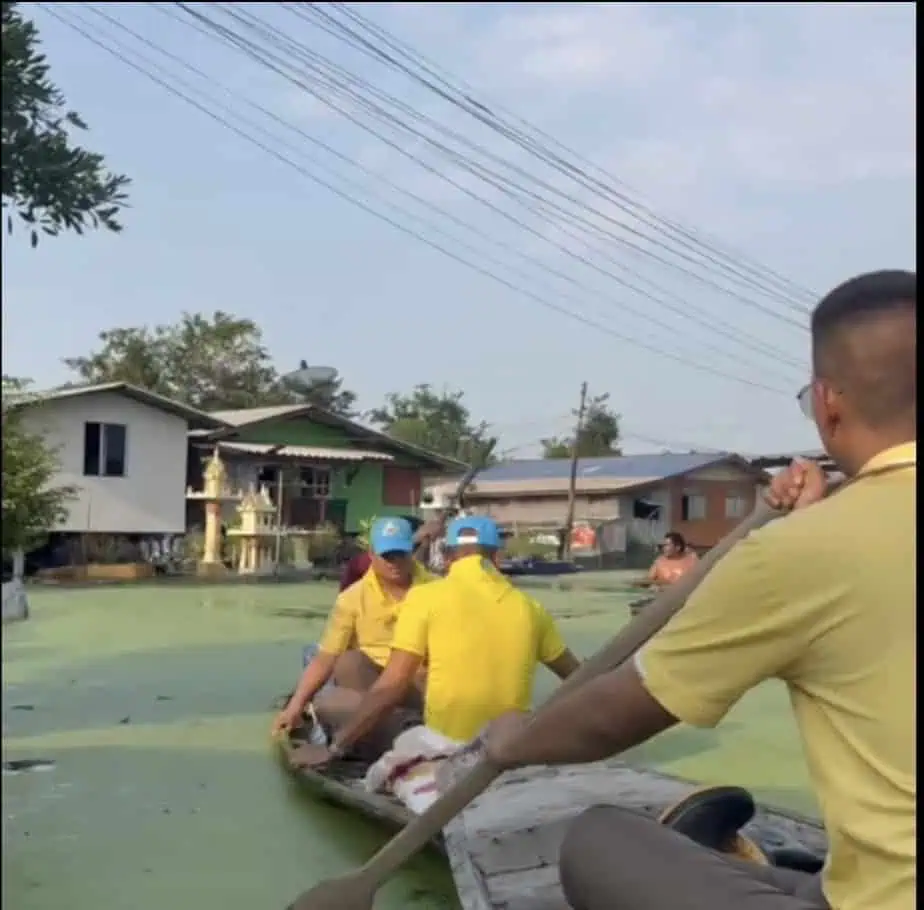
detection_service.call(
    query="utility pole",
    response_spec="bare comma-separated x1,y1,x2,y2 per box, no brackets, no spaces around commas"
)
561,381,588,560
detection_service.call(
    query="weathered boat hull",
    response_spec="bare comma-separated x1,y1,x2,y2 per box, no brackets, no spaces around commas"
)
439,752,827,910
276,720,825,910
274,727,447,855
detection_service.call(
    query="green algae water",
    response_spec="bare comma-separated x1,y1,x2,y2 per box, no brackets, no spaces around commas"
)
2,584,458,910
3,580,815,910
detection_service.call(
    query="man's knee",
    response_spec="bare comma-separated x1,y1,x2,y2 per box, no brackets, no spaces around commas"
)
332,649,381,690
563,805,647,860
560,805,665,909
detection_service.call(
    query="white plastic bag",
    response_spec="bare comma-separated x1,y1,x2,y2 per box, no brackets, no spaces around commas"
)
364,726,462,814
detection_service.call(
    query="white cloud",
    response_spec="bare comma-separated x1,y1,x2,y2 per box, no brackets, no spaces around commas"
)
447,2,915,190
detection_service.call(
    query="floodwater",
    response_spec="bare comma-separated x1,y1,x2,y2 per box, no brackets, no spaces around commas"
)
2,578,816,910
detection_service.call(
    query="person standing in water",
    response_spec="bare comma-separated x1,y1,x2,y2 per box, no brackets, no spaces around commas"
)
637,531,699,589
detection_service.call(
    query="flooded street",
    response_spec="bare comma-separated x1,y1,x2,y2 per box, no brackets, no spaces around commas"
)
3,577,814,910
2,584,458,910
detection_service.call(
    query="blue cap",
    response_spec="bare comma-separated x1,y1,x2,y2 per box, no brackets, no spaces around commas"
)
369,517,415,555
446,516,502,550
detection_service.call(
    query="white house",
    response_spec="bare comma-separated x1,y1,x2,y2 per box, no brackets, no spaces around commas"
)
15,383,227,535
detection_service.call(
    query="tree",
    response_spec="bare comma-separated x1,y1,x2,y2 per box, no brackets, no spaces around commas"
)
2,377,76,556
2,2,129,246
541,392,622,459
63,312,359,415
367,384,496,464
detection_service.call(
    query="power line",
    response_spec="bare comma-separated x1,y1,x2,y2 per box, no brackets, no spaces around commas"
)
294,2,816,312
44,3,803,396
95,3,805,376
320,2,819,308
170,2,810,333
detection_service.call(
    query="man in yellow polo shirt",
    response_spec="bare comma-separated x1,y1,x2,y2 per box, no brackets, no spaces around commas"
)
292,515,580,762
272,517,433,744
483,270,916,910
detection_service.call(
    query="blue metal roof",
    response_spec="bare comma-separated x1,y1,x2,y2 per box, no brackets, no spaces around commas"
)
475,452,729,484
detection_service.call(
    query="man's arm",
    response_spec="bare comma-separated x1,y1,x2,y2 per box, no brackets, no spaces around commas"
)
330,650,423,754
544,649,581,681
285,651,338,716
493,531,807,770
495,661,677,768
535,601,581,681
330,589,431,754
287,594,356,713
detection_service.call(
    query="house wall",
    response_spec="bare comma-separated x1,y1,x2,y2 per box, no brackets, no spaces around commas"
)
20,392,190,534
469,461,762,550
663,466,760,549
227,417,425,533
468,494,621,528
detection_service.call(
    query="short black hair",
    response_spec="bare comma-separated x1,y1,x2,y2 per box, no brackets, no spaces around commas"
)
811,270,916,427
812,270,915,343
663,531,686,550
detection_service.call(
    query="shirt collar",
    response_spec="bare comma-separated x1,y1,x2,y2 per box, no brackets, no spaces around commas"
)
363,560,431,600
858,441,917,476
447,553,498,582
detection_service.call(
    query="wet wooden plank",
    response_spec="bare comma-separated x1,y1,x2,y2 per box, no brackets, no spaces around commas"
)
439,753,827,910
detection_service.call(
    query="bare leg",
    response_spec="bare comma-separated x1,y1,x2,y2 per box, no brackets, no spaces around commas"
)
331,649,382,691
314,670,422,761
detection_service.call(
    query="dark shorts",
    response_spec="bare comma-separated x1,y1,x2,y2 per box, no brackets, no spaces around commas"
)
560,805,829,910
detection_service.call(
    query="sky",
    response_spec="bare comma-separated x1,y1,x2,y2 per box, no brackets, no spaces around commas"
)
2,2,915,458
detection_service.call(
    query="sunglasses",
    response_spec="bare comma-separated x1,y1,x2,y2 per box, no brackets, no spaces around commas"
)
377,550,411,563
796,383,814,420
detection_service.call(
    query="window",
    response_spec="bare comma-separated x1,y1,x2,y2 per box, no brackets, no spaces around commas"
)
631,498,662,521
83,422,127,477
680,491,707,521
383,465,422,507
299,466,331,498
725,493,748,519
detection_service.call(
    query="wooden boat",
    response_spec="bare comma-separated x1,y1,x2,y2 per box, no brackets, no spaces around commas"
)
499,558,581,578
274,715,446,855
438,750,828,910
276,715,826,909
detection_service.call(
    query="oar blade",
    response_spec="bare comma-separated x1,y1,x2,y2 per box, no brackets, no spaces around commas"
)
286,876,374,910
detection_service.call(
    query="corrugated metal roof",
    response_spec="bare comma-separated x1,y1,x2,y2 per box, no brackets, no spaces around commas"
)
468,477,658,497
279,445,391,462
475,452,728,484
14,382,226,428
209,405,309,426
213,441,392,462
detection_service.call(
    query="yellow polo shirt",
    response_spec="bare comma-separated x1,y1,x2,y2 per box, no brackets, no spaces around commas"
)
637,443,916,910
391,554,568,742
318,563,434,668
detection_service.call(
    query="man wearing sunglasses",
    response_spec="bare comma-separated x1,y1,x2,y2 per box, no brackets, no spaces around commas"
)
484,270,915,910
273,517,434,751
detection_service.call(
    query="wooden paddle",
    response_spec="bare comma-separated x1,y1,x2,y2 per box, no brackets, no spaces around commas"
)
286,500,782,910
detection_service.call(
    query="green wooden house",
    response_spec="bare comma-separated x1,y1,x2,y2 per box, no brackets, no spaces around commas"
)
188,404,463,534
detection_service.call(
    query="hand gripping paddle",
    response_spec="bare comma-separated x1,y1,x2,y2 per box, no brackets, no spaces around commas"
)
286,500,783,910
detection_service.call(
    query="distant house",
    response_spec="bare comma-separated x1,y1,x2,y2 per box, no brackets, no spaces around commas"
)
12,383,226,535
189,404,465,534
453,452,770,550
749,450,837,472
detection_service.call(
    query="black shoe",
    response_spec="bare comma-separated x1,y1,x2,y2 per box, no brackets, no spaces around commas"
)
659,785,757,853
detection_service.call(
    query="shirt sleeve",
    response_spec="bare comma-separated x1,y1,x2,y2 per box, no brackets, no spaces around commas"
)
318,592,358,656
635,531,808,728
533,599,568,664
390,588,431,658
